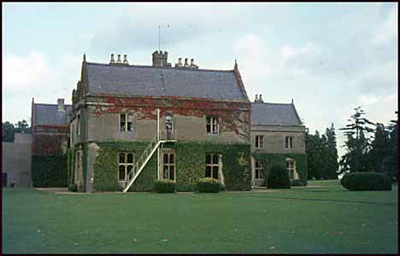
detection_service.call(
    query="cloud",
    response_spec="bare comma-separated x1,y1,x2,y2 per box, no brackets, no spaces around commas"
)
373,4,398,45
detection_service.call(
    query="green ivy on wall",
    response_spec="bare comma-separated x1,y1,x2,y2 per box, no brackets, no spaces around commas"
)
31,152,68,187
91,140,251,192
67,148,74,185
253,153,308,186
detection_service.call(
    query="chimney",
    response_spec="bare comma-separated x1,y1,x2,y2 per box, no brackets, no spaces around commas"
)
110,54,115,64
259,94,264,103
57,98,65,112
189,58,198,69
175,57,183,68
184,58,189,67
117,54,122,64
152,50,170,67
123,54,129,65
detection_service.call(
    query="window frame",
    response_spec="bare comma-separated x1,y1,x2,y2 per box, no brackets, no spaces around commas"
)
118,152,135,182
285,136,294,149
205,153,221,180
255,135,264,149
120,113,134,133
286,158,296,180
162,152,176,181
206,116,219,135
255,160,264,180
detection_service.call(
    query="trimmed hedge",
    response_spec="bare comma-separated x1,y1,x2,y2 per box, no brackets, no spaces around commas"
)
31,154,68,187
267,165,291,189
341,172,392,191
68,183,78,192
155,180,176,193
291,179,306,187
197,178,221,193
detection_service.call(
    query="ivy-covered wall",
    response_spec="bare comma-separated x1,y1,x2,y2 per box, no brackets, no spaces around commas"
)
93,141,157,192
253,153,308,186
175,141,251,191
67,148,74,185
91,141,251,192
31,153,68,187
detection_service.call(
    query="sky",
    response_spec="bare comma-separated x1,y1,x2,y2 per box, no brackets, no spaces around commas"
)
2,2,398,157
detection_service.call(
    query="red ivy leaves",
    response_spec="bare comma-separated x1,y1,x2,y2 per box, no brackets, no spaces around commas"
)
93,95,251,139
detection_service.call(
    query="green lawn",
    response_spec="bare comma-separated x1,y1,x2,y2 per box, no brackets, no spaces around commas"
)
2,180,398,253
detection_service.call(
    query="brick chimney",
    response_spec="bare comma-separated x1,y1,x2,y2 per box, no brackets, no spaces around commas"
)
152,50,171,67
57,98,65,112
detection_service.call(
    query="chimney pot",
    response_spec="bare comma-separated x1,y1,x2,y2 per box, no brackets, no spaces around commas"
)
110,54,115,64
255,94,258,101
184,58,189,67
123,54,129,65
117,54,122,63
260,94,263,102
57,98,65,112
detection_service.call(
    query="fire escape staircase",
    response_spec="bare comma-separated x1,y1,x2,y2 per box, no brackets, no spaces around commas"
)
123,131,176,193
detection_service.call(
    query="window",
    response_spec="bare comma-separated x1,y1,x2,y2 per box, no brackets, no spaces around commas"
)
286,159,296,180
206,116,219,135
77,115,81,136
205,154,221,179
255,161,264,179
285,136,293,149
163,152,175,180
118,152,135,181
255,136,264,149
120,113,133,132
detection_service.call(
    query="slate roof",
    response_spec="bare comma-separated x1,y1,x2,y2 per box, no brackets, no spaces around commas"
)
251,102,302,126
85,63,247,100
33,104,72,126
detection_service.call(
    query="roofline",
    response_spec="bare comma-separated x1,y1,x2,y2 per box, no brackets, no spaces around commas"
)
251,101,293,106
290,104,303,125
84,61,235,73
86,93,251,104
33,103,72,107
251,123,305,127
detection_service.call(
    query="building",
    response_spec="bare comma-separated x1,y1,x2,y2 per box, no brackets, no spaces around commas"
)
68,52,252,192
31,98,71,187
2,133,32,187
250,96,307,187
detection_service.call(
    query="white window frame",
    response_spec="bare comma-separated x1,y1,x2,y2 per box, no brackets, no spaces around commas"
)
205,153,221,179
285,136,293,149
286,158,296,180
255,135,264,149
206,116,219,135
162,152,176,181
255,161,264,180
120,113,134,132
118,152,135,181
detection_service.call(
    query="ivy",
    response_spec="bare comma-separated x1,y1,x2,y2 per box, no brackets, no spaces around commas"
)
253,153,308,186
91,140,251,192
67,148,74,185
31,153,68,187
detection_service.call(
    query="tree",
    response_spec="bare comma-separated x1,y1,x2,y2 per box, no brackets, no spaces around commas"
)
1,119,30,142
2,122,15,142
368,123,390,174
384,111,398,182
339,107,375,174
325,124,339,179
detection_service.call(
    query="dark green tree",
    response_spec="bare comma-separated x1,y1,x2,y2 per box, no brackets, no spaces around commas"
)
384,111,398,182
325,124,339,179
368,123,391,174
2,121,15,142
339,107,375,174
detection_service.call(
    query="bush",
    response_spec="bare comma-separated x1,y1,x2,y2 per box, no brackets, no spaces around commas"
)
267,165,291,189
68,183,78,192
197,178,221,193
291,179,306,187
341,172,392,191
154,180,176,193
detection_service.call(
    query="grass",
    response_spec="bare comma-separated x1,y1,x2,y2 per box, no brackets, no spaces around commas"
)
2,179,398,253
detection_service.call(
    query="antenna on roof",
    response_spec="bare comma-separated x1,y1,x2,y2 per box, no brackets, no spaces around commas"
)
158,25,161,51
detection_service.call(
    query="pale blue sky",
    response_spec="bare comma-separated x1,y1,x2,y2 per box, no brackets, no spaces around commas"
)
2,3,398,157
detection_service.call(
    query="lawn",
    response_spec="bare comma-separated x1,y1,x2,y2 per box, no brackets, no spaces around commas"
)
2,180,398,254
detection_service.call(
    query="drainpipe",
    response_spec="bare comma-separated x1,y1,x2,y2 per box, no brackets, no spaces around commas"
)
157,108,160,180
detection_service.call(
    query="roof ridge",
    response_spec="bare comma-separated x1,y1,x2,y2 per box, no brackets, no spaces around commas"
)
85,61,234,73
251,102,292,105
34,103,72,107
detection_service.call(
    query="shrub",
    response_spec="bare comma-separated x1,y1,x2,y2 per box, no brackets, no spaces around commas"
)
197,178,221,193
291,179,306,187
154,180,176,193
341,172,392,191
267,165,291,189
68,183,78,192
